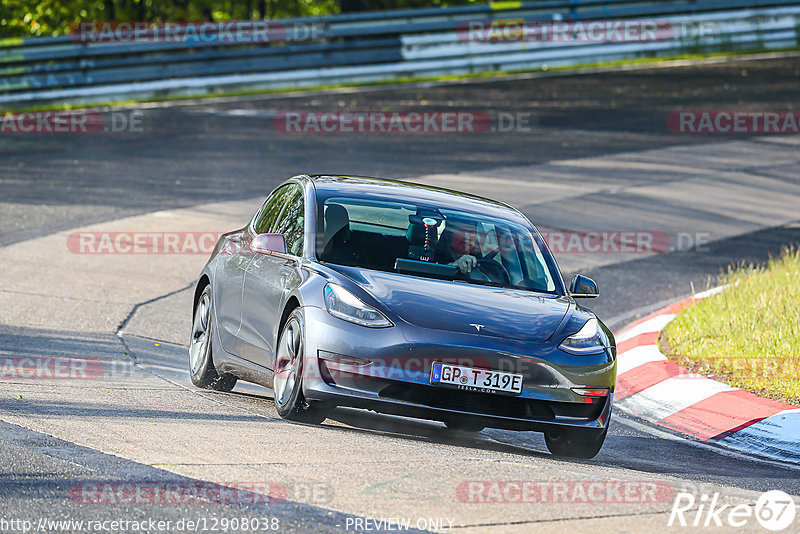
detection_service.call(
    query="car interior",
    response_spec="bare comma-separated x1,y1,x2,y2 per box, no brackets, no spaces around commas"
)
318,200,553,292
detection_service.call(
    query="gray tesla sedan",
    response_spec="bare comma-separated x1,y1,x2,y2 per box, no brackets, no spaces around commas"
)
189,175,616,458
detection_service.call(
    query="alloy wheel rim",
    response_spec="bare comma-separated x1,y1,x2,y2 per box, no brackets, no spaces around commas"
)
274,319,301,409
189,292,210,376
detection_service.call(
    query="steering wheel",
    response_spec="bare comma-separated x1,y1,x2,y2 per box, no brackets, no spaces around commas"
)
472,258,511,285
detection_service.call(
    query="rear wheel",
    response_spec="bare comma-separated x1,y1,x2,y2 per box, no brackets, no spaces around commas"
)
273,309,328,424
544,424,608,459
188,285,237,392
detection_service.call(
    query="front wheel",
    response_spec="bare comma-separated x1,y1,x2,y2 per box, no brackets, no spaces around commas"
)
544,424,609,459
273,309,328,424
188,285,237,392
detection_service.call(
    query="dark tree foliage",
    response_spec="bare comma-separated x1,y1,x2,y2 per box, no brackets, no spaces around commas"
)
1,0,480,37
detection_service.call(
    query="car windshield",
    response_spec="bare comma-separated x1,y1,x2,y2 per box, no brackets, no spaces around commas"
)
316,195,558,293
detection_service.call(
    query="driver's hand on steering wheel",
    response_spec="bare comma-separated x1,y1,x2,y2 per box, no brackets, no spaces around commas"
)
450,254,477,274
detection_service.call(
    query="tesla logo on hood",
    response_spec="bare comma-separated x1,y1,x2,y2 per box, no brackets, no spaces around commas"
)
469,324,484,332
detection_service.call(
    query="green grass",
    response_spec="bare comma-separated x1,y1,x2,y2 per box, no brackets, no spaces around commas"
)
661,247,800,405
6,47,797,113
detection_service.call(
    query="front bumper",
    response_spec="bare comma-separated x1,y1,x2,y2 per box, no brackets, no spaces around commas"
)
301,306,616,432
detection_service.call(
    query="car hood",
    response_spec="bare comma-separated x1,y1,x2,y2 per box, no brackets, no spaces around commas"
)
332,266,570,342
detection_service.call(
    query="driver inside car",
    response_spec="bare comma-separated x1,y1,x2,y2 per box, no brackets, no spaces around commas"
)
436,218,483,275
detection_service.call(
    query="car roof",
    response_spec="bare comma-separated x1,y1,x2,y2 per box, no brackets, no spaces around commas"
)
301,174,527,223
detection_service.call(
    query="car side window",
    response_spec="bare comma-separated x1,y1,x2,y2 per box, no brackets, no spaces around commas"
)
272,186,305,256
253,185,294,235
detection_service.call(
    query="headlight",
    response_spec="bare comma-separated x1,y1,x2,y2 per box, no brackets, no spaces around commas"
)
323,283,392,328
558,318,607,355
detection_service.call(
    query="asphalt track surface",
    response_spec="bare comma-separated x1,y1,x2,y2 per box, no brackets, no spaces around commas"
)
2,56,800,533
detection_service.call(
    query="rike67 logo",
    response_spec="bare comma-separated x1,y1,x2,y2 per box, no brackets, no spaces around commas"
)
669,490,796,531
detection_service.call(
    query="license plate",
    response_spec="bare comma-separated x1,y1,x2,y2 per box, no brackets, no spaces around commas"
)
430,362,523,395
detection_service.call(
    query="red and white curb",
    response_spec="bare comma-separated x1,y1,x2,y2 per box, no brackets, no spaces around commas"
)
614,287,800,464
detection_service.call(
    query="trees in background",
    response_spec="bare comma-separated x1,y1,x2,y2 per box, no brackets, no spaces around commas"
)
1,0,478,37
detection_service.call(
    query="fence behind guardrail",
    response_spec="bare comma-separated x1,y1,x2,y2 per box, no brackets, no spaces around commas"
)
1,0,798,106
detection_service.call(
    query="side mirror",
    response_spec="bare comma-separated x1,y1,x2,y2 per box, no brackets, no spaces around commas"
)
251,233,286,255
570,275,599,298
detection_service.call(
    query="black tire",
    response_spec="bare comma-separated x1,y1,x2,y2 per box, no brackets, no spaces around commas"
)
544,424,608,459
273,309,328,424
444,419,485,433
188,285,237,392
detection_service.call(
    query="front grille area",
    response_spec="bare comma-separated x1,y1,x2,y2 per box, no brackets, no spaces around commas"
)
378,382,604,421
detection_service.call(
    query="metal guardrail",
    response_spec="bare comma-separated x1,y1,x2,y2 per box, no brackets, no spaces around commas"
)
1,0,799,106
